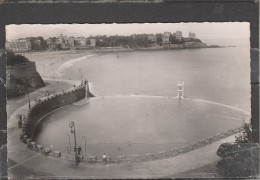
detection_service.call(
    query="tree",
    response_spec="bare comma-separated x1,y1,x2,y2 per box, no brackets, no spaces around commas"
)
6,51,29,66
235,123,252,143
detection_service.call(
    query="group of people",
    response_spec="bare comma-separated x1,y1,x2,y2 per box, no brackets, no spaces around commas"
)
75,146,108,165
17,114,26,128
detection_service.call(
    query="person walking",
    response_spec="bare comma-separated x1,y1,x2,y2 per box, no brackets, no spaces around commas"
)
103,153,107,164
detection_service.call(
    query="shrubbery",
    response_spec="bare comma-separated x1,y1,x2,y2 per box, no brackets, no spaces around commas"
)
235,123,252,143
216,123,259,177
6,51,30,66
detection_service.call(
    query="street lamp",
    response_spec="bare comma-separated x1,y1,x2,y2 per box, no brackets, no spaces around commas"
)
81,136,87,155
69,121,80,165
67,133,71,154
23,81,32,110
78,68,83,83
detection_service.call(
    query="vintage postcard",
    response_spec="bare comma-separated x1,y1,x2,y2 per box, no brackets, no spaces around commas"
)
5,23,258,179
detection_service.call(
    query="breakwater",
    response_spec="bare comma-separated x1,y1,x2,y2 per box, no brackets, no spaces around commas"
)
24,84,86,140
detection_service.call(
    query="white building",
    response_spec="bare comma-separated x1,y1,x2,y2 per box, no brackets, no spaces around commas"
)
6,39,32,52
68,37,75,47
58,34,68,44
89,39,96,47
75,37,87,47
148,34,157,43
162,32,171,44
175,31,182,41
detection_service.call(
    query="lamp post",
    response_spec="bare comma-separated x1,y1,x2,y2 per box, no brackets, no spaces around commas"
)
23,81,32,110
67,133,71,154
69,121,79,165
81,136,87,155
78,68,83,83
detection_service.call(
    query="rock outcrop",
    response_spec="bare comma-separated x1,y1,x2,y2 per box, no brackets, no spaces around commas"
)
7,60,45,99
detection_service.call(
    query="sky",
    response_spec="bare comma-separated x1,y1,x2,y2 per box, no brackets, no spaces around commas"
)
6,22,250,46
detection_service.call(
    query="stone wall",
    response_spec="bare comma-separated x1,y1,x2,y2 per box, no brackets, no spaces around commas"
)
24,85,86,139
6,61,45,98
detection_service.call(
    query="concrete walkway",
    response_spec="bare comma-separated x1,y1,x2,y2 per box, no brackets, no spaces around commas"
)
7,79,237,179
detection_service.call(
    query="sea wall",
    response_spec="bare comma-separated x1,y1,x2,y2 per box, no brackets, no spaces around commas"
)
24,85,86,139
6,61,45,98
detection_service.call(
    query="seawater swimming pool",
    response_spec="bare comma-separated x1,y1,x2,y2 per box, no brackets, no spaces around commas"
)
31,47,250,157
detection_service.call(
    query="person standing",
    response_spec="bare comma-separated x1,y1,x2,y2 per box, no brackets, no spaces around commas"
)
103,153,107,164
23,115,26,124
17,114,22,128
77,146,82,155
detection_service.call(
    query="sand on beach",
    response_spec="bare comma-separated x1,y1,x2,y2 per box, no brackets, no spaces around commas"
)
21,50,93,77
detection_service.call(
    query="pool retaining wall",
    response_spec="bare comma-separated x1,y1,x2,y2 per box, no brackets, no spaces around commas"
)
23,84,86,140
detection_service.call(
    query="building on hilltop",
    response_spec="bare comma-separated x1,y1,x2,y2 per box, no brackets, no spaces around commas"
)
175,31,182,41
68,37,75,48
162,32,171,45
148,34,157,43
6,39,32,52
46,38,58,51
46,38,53,44
89,39,96,47
189,32,196,39
58,34,68,44
58,34,70,50
75,37,87,47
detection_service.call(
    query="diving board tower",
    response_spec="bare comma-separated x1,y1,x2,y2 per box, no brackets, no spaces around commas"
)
177,81,184,99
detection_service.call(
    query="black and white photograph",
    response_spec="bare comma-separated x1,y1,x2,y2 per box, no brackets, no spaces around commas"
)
5,23,258,179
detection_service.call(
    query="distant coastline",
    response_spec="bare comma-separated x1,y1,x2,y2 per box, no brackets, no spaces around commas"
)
69,44,225,53
20,44,225,55
7,31,225,54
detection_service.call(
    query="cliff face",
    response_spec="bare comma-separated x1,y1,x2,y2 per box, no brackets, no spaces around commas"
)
6,61,45,98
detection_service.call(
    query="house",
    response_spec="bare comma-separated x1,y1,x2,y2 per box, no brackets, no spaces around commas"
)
175,31,182,41
75,37,87,47
162,32,171,44
34,39,41,46
189,32,196,39
47,42,58,51
6,39,32,52
68,37,75,47
58,34,68,44
148,34,157,43
57,34,70,50
89,39,96,47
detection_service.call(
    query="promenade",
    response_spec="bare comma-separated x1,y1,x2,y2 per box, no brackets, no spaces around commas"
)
7,78,237,179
